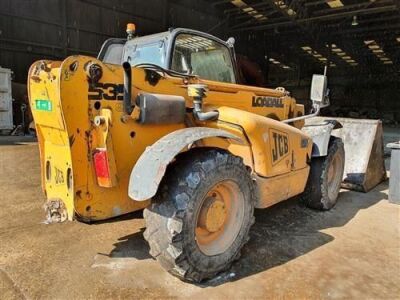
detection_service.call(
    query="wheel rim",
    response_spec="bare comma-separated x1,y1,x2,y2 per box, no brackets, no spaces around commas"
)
327,152,343,200
195,180,245,256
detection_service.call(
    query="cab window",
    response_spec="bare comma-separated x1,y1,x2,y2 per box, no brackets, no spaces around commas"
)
171,34,236,83
123,41,166,67
98,38,125,64
102,43,124,64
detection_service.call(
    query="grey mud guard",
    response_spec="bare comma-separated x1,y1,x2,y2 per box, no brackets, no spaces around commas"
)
303,118,342,157
128,127,243,201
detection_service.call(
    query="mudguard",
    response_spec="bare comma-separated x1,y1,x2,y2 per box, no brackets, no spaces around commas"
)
128,127,243,201
302,119,342,157
305,117,386,192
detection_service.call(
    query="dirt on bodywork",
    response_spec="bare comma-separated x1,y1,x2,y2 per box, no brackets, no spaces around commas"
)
0,141,399,299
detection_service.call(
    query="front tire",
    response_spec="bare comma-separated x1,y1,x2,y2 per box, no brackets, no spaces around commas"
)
143,149,255,282
302,137,345,210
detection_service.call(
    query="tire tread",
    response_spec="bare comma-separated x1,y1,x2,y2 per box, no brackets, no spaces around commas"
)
143,149,255,282
301,137,345,210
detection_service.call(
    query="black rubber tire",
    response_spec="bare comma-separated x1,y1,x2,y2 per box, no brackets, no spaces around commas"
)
143,149,255,282
301,137,345,210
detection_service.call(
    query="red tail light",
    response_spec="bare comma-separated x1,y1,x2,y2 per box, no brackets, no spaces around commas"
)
93,149,112,187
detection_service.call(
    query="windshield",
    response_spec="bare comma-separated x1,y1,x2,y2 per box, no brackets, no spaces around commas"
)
171,34,236,83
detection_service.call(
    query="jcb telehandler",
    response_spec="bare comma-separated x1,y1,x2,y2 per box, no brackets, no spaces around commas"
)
28,25,346,282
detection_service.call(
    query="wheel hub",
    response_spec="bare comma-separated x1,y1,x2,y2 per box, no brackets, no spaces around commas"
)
195,180,245,256
328,156,336,183
198,197,227,233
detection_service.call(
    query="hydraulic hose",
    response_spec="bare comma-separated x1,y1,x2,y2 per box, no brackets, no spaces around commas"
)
282,105,321,124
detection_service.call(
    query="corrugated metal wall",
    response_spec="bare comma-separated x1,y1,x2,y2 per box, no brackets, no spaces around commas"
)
0,0,225,83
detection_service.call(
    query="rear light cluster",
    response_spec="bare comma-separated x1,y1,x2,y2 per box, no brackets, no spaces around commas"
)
93,149,112,187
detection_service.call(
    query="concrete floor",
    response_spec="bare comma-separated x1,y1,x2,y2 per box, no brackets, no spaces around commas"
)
0,141,399,299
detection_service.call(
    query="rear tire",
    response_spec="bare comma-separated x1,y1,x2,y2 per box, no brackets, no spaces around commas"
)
143,149,255,282
302,137,345,210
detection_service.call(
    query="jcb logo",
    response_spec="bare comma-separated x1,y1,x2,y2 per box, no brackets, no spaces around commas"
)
55,167,65,185
270,129,289,164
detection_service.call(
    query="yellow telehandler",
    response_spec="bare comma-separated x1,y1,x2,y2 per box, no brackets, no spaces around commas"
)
28,24,347,282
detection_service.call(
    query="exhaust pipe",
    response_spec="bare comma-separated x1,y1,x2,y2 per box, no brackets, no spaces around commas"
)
193,100,219,121
122,62,134,115
188,84,219,121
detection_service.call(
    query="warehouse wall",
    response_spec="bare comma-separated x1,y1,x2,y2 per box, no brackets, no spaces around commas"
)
1,0,398,124
0,0,225,83
286,79,400,123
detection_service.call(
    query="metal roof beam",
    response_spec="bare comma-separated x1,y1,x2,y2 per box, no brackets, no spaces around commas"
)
233,5,397,31
312,0,393,16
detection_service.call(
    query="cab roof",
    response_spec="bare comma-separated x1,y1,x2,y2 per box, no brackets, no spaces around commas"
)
126,28,229,47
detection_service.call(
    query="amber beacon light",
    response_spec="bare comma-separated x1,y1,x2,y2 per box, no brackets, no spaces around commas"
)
126,23,136,40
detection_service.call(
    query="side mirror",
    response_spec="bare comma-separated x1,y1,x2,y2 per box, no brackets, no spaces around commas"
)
310,74,329,108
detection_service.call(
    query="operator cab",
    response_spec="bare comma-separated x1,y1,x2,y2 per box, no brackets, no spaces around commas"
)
98,27,238,84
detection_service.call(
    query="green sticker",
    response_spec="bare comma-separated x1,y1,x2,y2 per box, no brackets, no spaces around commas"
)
35,99,52,111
